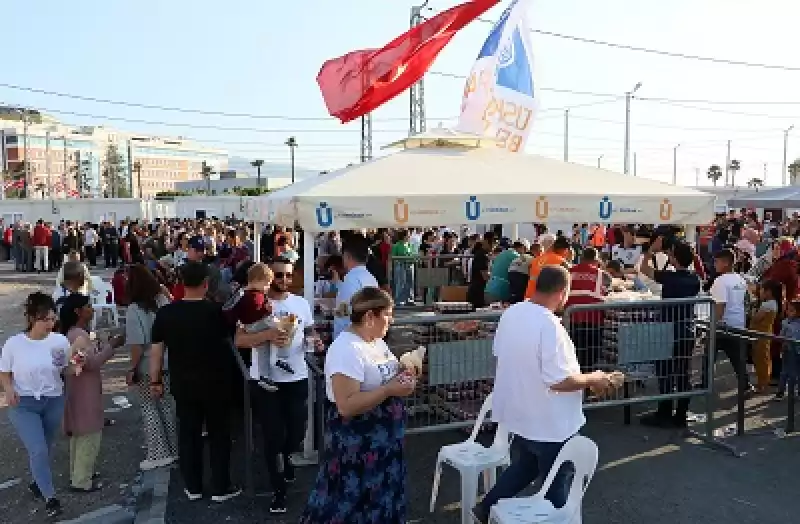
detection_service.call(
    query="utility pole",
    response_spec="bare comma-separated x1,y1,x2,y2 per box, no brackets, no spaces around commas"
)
633,152,637,176
563,109,569,161
624,82,643,175
21,110,30,196
286,136,298,183
695,167,700,186
62,136,68,197
725,140,731,186
127,140,134,197
597,154,604,169
251,159,264,189
45,131,52,199
133,161,142,199
201,161,212,195
360,115,373,163
783,125,794,186
409,1,429,135
672,144,680,185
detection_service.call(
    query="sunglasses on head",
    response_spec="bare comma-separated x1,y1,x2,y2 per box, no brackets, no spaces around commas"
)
274,272,292,279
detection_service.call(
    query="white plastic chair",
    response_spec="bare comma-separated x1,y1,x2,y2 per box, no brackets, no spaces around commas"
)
488,435,599,524
90,280,119,328
429,393,511,524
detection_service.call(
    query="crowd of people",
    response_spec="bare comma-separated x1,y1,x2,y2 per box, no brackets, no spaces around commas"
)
0,209,799,521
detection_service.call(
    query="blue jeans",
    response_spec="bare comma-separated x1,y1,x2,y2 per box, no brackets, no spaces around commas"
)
478,434,576,513
393,263,414,304
8,395,65,499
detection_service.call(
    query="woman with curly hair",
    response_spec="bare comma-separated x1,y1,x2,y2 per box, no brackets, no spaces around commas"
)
125,264,177,470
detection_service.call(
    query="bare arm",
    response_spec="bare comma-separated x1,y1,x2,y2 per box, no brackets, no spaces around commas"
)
129,344,144,373
82,338,117,371
234,325,286,349
331,374,390,418
715,303,726,324
0,372,12,394
149,342,165,381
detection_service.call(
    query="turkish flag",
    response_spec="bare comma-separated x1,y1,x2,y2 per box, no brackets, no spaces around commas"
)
317,0,498,123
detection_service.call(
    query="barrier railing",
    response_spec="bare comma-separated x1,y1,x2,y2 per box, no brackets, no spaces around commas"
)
704,323,800,437
388,254,473,305
564,298,719,448
228,344,255,496
384,299,721,446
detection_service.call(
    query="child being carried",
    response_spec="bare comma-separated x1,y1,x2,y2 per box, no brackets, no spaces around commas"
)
223,263,296,392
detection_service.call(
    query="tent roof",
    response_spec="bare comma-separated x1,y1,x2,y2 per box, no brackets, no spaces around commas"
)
727,186,800,208
254,143,716,230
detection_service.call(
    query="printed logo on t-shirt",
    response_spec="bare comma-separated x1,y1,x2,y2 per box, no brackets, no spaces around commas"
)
376,359,399,385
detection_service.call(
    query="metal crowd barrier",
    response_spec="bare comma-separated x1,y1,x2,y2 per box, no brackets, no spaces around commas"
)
706,323,800,437
564,298,719,448
228,344,255,496
388,254,473,305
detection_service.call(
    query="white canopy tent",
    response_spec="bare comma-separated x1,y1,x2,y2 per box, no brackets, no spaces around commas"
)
248,131,716,231
245,130,716,463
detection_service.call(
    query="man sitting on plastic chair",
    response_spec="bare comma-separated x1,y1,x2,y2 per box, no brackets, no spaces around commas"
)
471,266,622,524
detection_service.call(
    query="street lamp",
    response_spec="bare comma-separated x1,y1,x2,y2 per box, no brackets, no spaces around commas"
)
597,154,604,169
251,159,264,190
285,137,298,184
783,125,795,186
624,82,643,175
672,144,681,185
133,161,142,199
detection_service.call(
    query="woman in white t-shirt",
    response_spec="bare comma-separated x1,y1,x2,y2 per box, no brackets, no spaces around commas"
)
0,292,88,519
300,287,417,524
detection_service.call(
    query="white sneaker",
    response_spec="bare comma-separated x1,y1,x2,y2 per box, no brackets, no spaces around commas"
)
211,486,242,503
184,488,202,501
140,457,176,471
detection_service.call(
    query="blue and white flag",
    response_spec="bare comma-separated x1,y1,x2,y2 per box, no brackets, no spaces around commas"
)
457,0,536,153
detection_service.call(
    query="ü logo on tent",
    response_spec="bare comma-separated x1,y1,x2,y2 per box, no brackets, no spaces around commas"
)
466,196,481,221
535,196,549,219
393,198,409,224
599,197,613,221
316,202,333,228
659,199,673,221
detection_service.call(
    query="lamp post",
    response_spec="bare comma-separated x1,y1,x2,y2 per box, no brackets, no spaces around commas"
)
783,125,795,186
597,154,604,169
133,161,142,199
285,137,298,184
672,144,681,185
251,159,264,189
623,82,643,175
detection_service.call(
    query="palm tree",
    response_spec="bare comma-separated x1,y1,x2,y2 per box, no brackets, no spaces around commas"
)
285,137,298,184
788,159,800,186
707,164,723,186
250,159,264,188
729,159,741,186
747,177,764,190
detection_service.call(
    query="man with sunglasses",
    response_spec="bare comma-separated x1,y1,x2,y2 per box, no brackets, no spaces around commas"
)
235,257,314,514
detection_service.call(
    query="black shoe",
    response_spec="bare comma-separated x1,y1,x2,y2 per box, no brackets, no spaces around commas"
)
29,481,42,499
275,360,295,374
639,412,675,428
211,486,242,503
45,498,62,518
269,492,287,514
672,415,688,429
284,457,296,484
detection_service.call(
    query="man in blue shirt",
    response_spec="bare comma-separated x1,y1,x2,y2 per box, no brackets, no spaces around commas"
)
333,235,378,339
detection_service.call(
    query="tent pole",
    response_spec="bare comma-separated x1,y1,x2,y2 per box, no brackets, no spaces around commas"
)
296,230,319,466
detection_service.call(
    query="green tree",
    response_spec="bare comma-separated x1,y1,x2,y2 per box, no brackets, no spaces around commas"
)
707,164,723,186
102,143,130,198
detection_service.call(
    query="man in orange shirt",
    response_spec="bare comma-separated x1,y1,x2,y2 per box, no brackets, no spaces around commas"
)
524,236,572,299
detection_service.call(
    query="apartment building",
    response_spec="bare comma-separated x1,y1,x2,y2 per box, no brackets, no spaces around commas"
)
0,106,228,199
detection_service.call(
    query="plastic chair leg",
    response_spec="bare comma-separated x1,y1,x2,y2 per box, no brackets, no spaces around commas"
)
460,469,479,524
483,467,497,494
430,458,443,512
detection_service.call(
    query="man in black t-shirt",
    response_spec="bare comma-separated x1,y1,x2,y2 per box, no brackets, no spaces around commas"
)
637,238,701,429
148,262,241,502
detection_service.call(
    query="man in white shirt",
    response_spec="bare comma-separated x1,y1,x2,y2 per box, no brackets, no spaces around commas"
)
710,248,751,391
234,257,316,514
333,236,378,339
83,224,98,267
472,266,619,524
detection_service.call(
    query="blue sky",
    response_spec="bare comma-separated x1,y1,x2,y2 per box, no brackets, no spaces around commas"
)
4,0,800,186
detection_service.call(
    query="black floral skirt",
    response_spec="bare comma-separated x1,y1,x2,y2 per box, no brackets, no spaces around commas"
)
299,396,407,524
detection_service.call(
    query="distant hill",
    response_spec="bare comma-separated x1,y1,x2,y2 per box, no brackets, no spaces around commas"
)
227,157,321,179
